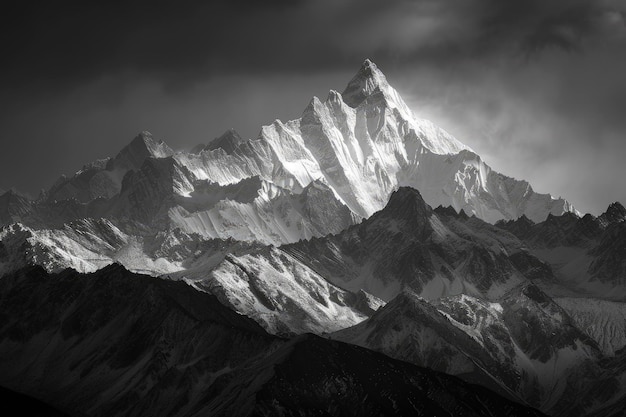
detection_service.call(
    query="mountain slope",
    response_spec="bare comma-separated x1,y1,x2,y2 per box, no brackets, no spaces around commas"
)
187,246,383,335
0,264,275,417
209,334,546,417
554,297,626,355
0,266,546,417
333,286,604,416
280,187,548,303
497,202,626,300
0,218,271,278
46,131,174,204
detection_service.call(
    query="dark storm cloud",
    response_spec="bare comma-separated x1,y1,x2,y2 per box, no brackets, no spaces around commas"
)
369,0,626,64
1,1,344,92
2,0,622,92
463,0,623,54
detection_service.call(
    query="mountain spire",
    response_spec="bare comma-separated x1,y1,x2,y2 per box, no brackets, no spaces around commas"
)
113,131,174,171
342,59,392,108
599,201,626,226
205,129,244,154
369,187,434,239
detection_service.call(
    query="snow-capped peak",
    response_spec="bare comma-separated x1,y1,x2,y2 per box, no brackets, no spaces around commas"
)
113,131,174,171
326,89,343,105
603,201,626,220
130,131,171,154
204,129,245,154
341,60,470,156
342,59,390,108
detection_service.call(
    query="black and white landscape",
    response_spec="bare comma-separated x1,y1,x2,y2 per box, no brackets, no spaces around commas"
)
1,2,626,417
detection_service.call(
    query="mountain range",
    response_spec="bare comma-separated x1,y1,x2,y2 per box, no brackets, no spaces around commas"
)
0,265,547,417
0,60,576,275
1,60,624,417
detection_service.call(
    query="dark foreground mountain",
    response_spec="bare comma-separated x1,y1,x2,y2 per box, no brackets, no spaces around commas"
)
0,264,275,416
240,334,546,417
0,385,72,417
0,265,545,417
332,288,626,417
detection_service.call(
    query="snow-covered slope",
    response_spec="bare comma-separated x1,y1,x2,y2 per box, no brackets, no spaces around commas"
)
187,246,384,335
398,149,577,223
167,178,356,245
332,291,505,392
497,202,626,300
0,220,127,274
0,219,261,277
555,297,626,355
334,286,604,416
192,128,246,154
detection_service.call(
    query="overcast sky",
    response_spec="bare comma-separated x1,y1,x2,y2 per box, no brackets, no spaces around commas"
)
1,0,624,215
